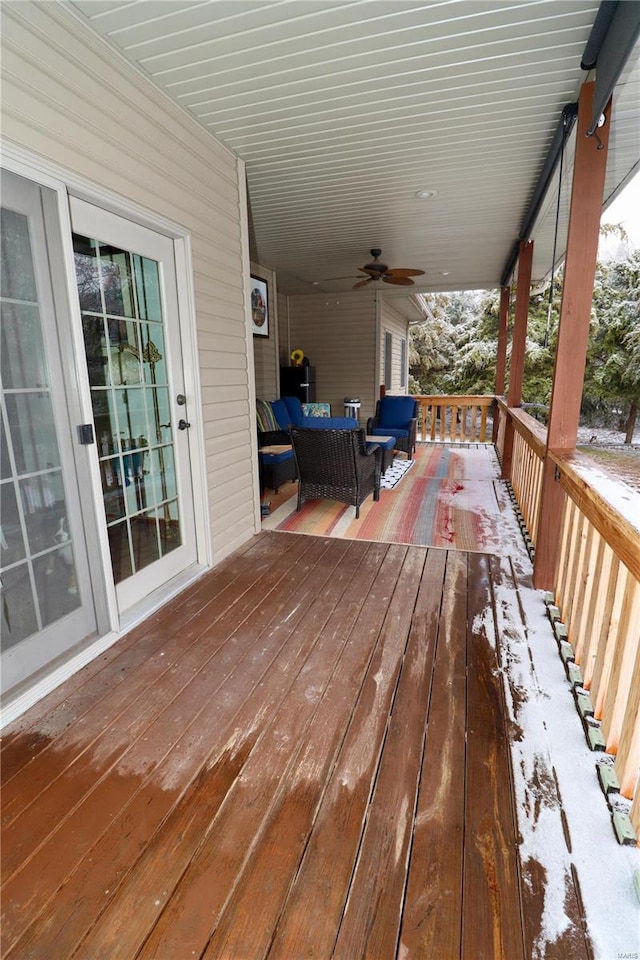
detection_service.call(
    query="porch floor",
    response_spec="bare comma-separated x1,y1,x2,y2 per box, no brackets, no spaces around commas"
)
0,532,597,959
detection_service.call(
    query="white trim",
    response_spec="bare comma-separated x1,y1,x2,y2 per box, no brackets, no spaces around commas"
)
238,157,262,532
174,234,212,568
0,563,208,728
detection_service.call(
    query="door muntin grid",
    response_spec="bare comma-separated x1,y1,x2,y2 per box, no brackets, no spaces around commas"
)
1,207,81,650
73,235,182,586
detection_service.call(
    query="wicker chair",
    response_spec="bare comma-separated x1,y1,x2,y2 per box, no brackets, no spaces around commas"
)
289,427,382,519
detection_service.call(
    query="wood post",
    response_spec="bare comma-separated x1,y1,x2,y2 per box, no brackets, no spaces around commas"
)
501,241,533,479
493,285,510,443
534,81,611,589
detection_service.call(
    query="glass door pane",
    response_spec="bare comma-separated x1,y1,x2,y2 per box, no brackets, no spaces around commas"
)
1,171,98,693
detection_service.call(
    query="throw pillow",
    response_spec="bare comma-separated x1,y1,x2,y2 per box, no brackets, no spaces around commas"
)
256,399,279,433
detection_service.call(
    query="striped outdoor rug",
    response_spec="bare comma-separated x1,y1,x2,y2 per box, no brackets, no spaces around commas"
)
263,443,528,555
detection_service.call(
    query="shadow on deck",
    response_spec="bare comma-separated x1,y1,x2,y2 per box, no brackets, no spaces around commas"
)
1,526,600,959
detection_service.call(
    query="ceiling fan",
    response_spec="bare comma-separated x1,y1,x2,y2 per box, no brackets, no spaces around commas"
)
353,249,424,288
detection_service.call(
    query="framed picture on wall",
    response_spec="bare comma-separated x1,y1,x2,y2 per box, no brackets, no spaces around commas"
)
250,275,269,337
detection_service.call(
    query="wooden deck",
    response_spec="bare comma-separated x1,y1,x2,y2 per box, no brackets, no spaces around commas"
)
1,532,593,959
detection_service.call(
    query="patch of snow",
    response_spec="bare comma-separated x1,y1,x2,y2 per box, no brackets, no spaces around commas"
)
497,556,640,960
568,459,640,535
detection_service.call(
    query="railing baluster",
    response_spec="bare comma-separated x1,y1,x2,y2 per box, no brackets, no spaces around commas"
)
602,578,640,753
591,561,626,720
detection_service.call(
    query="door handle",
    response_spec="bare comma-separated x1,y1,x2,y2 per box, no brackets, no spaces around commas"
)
178,419,191,430
176,394,186,406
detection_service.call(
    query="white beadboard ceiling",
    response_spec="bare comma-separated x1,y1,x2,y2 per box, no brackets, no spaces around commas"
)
68,0,639,303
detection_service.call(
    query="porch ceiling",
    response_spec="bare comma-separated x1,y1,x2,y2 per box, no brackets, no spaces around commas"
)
67,0,639,298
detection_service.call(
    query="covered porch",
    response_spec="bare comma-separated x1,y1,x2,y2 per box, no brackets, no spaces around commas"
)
2,439,638,959
1,3,639,957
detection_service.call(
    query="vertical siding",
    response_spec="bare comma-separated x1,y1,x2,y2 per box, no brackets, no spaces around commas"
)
380,301,410,394
287,291,377,423
251,262,279,401
277,292,290,369
1,2,256,563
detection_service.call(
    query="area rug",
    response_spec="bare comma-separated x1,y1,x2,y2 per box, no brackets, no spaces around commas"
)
263,443,528,556
380,458,414,489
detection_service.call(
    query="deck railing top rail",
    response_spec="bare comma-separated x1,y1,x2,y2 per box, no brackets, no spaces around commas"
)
496,399,547,458
550,449,640,583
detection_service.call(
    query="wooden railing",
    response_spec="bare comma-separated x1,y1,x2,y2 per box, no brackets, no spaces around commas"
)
551,451,640,833
506,406,546,549
496,399,640,835
414,395,493,443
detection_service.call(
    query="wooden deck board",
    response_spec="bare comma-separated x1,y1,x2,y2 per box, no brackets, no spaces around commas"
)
5,536,351,957
0,532,269,784
0,532,593,959
397,549,468,957
462,552,525,960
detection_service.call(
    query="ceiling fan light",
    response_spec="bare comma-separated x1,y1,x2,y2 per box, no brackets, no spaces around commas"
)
415,189,438,199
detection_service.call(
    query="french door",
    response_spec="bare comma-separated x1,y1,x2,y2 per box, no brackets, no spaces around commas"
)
69,199,197,614
1,171,98,693
1,171,200,698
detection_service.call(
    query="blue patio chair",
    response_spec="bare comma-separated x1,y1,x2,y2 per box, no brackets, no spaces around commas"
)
366,395,418,459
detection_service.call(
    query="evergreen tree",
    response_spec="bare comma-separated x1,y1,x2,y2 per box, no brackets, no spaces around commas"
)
586,247,640,442
409,228,638,445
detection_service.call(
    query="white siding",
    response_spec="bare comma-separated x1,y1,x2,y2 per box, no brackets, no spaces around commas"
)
251,262,279,401
380,301,410,395
1,1,256,563
287,291,377,424
277,292,291,369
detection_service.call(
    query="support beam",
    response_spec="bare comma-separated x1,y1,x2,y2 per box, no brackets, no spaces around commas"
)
501,241,533,479
534,81,611,589
493,285,510,443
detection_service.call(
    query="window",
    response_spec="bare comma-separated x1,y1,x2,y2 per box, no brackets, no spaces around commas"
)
400,337,407,388
384,331,392,388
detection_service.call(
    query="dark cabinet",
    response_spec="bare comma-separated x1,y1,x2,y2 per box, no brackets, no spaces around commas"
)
280,366,316,403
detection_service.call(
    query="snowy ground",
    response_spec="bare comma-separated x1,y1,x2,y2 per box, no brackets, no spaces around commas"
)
576,426,640,493
576,425,640,447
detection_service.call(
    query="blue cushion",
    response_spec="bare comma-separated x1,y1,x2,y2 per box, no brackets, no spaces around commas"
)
281,396,305,426
305,416,357,429
259,449,294,465
378,396,417,428
271,399,292,430
370,426,409,440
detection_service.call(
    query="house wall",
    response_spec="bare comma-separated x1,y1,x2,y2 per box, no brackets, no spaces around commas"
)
286,291,378,424
379,300,410,395
277,292,291,368
1,1,257,564
251,262,279,401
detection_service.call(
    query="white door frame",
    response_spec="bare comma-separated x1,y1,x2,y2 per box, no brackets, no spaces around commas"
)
1,144,211,718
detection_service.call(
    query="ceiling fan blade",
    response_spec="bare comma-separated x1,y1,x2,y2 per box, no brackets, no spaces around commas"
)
359,266,381,277
353,277,373,288
385,268,425,277
383,275,414,286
